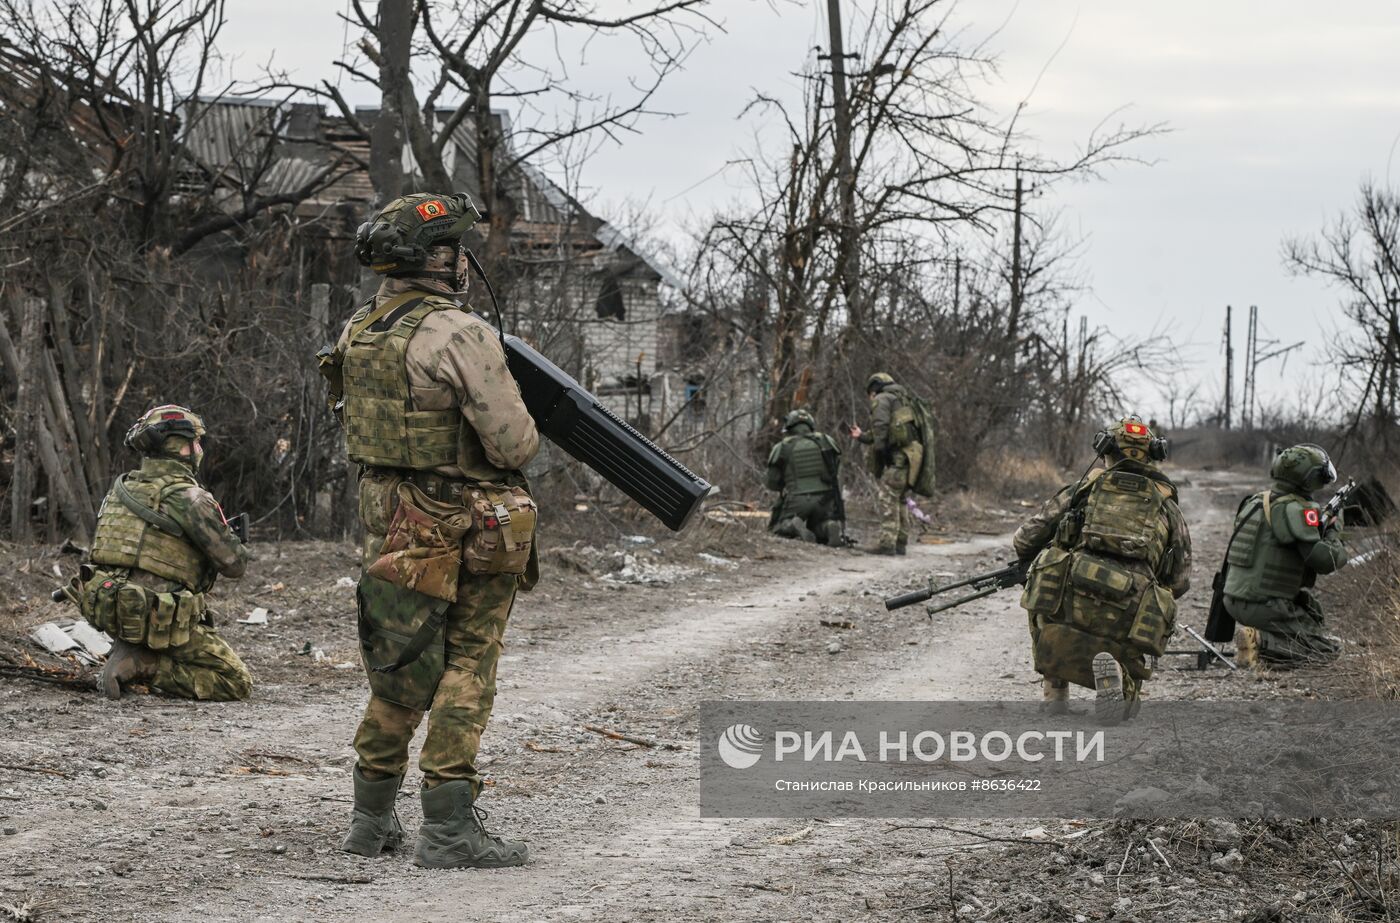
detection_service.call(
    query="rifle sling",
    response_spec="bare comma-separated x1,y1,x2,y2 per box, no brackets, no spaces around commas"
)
113,475,185,538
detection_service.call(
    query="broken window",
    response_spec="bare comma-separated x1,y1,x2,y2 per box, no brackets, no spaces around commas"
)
595,274,625,320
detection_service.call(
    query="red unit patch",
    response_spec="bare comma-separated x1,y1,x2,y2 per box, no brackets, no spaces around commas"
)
1125,422,1147,435
416,199,448,221
1303,508,1321,528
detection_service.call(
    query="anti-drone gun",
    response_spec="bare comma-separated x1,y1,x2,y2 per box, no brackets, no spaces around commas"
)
884,562,1027,615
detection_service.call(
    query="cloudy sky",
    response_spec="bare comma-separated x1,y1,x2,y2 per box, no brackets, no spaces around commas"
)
218,1,1400,415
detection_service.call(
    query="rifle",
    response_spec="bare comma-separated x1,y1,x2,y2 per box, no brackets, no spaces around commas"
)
1321,478,1357,530
1179,625,1237,670
884,561,1027,615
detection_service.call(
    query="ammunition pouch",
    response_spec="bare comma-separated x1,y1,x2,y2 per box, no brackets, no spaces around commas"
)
80,570,203,649
1020,546,1071,617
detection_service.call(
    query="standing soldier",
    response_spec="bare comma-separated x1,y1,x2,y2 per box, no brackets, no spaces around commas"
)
766,409,845,545
73,405,252,701
1013,417,1191,721
848,372,924,555
320,193,540,869
1221,444,1347,666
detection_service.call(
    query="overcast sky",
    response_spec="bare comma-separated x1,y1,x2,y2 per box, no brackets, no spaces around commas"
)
218,1,1400,416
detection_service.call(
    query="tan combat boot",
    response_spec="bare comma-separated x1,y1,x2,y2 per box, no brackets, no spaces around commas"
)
1092,652,1124,725
99,640,159,700
1235,627,1259,669
1040,679,1069,716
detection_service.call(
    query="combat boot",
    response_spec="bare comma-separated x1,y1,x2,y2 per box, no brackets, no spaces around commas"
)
1235,627,1259,668
1040,678,1069,716
99,640,158,700
414,781,528,869
1092,652,1124,725
341,767,405,857
895,539,908,556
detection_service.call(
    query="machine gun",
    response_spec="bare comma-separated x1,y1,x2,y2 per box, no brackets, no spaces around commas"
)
884,561,1027,615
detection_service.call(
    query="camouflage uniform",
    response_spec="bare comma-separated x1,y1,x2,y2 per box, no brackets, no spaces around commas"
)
80,409,252,701
766,410,844,545
336,273,540,790
1223,444,1348,666
325,193,540,868
856,375,922,554
1013,419,1190,712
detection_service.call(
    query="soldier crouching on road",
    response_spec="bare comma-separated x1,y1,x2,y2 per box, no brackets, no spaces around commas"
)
1013,417,1191,723
320,193,540,869
766,409,846,545
68,405,252,701
1221,444,1347,666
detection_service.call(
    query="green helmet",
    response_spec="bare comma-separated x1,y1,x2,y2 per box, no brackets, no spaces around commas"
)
1271,443,1336,492
355,193,482,275
783,409,816,432
125,404,206,456
866,372,895,393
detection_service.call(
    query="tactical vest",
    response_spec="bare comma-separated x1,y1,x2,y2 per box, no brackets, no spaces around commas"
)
1223,491,1307,600
783,434,833,495
342,297,467,470
91,463,210,591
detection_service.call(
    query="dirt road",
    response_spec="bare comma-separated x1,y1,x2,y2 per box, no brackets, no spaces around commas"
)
0,469,1296,922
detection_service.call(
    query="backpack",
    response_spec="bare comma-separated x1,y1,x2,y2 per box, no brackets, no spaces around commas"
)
906,395,937,498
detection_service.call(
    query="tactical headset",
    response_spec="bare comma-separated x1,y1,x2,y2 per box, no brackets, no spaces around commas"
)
1092,418,1168,462
124,409,203,455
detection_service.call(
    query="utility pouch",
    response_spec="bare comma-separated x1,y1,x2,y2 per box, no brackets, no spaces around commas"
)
1067,554,1140,640
116,584,152,646
1020,547,1072,617
82,572,128,641
1127,582,1176,657
464,486,538,577
367,482,471,602
888,402,916,448
357,574,449,711
316,344,345,414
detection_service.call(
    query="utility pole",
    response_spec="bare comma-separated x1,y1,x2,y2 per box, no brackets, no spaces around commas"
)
824,0,861,326
1008,163,1024,355
952,255,961,320
1223,305,1234,430
1243,305,1258,430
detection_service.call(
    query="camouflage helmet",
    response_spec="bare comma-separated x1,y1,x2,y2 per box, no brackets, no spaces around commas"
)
866,372,895,393
1271,443,1336,492
1093,415,1165,463
354,192,482,275
783,408,816,432
125,404,206,456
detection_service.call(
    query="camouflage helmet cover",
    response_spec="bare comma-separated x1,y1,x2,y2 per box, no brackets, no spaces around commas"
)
1093,415,1164,462
1271,443,1336,492
125,404,206,455
866,372,895,393
783,408,816,432
355,192,482,275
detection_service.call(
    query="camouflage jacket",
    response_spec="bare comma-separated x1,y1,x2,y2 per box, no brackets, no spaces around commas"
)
334,276,541,480
1012,461,1193,597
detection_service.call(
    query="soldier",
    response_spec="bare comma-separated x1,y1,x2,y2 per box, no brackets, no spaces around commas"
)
848,372,924,555
766,409,845,545
1013,417,1191,722
1222,444,1347,666
75,405,252,701
320,193,540,869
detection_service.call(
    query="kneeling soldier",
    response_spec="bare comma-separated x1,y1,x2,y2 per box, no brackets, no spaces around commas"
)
766,409,845,545
1013,418,1191,721
76,405,252,701
1222,444,1347,666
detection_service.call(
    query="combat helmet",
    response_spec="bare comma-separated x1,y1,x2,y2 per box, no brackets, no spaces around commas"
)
866,372,895,394
783,409,816,432
355,193,482,275
125,404,206,458
1093,415,1166,463
1271,444,1336,493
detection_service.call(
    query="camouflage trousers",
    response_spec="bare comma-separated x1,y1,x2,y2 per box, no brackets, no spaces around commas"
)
148,624,252,701
353,572,516,793
1224,591,1340,666
771,492,843,545
1029,612,1144,699
875,464,912,551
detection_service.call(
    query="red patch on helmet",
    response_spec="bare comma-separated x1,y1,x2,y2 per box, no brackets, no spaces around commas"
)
160,411,184,420
1304,509,1321,527
1125,422,1148,436
416,199,448,221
